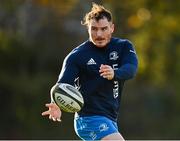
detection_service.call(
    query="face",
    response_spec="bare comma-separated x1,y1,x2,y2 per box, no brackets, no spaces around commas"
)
88,18,114,48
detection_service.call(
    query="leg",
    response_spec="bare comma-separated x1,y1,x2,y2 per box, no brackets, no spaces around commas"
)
101,132,125,141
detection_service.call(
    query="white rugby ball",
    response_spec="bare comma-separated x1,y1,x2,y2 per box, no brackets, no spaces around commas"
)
51,83,84,113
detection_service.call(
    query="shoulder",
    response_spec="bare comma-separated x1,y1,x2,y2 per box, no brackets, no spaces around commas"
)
72,40,91,53
75,40,92,52
64,40,90,62
112,37,134,47
111,37,137,58
111,37,135,53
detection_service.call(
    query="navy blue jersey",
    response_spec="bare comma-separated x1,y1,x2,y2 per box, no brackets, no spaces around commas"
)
57,37,138,121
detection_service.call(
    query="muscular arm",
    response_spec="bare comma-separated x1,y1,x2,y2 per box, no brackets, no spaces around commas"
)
42,49,80,122
57,49,80,85
99,41,138,81
114,40,138,80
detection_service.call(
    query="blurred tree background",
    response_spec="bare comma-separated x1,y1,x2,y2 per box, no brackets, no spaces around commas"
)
0,0,179,140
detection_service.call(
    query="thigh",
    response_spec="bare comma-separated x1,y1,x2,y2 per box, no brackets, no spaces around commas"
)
101,132,125,140
74,115,119,140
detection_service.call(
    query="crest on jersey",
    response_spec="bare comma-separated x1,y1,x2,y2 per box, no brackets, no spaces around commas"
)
109,51,119,60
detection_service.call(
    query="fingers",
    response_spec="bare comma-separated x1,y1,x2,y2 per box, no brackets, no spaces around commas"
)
42,110,61,122
99,64,114,80
101,74,113,80
42,103,62,122
41,110,50,116
100,70,112,76
57,118,61,122
41,103,53,116
46,103,60,111
49,115,61,122
99,64,112,74
52,117,61,122
45,103,55,108
99,64,109,70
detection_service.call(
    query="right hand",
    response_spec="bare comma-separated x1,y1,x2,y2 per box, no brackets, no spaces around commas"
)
42,103,62,122
99,64,114,80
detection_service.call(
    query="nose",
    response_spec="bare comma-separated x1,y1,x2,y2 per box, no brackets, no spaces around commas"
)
97,30,102,37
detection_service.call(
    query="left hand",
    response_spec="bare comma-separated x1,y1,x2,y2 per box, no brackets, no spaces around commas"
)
99,64,114,80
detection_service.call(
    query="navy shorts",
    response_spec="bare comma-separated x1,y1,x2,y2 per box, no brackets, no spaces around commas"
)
74,113,119,140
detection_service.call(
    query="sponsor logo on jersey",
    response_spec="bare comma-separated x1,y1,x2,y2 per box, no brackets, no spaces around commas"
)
109,51,119,60
112,64,119,99
113,81,119,98
87,58,96,65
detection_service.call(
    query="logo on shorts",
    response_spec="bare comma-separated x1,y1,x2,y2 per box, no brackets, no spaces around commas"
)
89,131,97,140
99,123,109,132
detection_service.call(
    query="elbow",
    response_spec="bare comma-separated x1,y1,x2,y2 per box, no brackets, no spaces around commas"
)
127,64,137,79
127,68,137,79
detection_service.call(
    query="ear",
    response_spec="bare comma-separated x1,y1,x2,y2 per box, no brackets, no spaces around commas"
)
111,23,115,33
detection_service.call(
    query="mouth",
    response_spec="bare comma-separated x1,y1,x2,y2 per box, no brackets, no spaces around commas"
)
96,37,105,41
96,39,105,43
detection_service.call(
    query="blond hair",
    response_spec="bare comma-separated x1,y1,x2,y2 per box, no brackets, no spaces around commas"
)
81,3,112,26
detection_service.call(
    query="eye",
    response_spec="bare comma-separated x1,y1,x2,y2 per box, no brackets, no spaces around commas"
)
102,27,108,31
91,27,97,31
